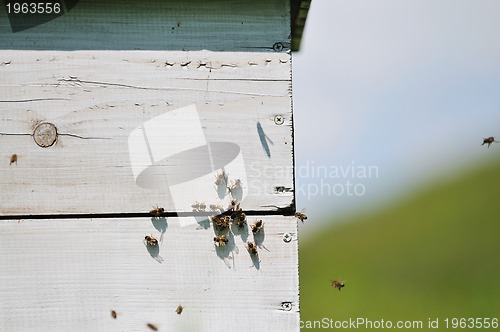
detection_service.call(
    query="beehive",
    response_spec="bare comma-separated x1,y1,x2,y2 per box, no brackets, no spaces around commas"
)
0,1,310,330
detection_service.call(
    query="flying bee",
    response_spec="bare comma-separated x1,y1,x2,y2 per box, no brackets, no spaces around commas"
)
9,154,17,165
175,305,183,315
144,234,158,247
246,241,258,255
294,209,308,223
331,279,345,291
146,323,159,331
482,136,498,147
214,170,228,186
111,310,118,319
251,219,264,234
149,205,164,218
214,234,228,247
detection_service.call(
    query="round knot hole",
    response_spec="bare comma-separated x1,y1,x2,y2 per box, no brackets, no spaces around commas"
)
33,122,58,147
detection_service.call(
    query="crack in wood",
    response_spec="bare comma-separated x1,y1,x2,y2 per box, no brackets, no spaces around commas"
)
58,132,112,140
0,132,110,140
0,98,71,102
54,78,283,96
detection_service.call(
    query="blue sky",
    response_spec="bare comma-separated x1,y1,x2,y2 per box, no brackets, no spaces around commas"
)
292,1,500,237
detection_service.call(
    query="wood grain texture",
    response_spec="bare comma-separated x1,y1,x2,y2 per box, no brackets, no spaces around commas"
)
0,216,299,332
0,2,300,331
0,51,294,216
0,0,291,52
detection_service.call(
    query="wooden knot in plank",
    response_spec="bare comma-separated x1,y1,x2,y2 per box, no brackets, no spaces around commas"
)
33,122,57,147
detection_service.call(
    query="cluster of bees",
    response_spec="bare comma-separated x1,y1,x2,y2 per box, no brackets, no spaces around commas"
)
211,170,264,256
212,199,263,256
142,170,308,269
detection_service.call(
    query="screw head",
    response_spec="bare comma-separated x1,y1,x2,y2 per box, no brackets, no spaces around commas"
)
283,233,292,243
274,115,284,125
281,302,292,311
273,42,284,52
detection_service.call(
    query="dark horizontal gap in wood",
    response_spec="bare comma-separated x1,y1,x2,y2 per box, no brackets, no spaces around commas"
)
0,206,295,220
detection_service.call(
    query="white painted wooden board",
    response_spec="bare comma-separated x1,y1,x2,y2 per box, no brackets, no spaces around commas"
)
0,0,291,52
0,216,299,332
0,51,294,216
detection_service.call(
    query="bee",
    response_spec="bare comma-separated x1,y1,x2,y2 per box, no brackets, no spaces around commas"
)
214,234,228,247
209,204,224,213
482,136,498,147
229,200,243,219
191,201,206,212
228,179,242,193
251,219,264,234
149,205,164,218
9,154,17,165
236,213,247,229
331,279,345,291
214,170,228,186
211,215,231,230
228,199,239,210
144,235,158,247
175,305,183,315
246,241,258,255
146,323,159,331
110,310,118,319
294,210,308,223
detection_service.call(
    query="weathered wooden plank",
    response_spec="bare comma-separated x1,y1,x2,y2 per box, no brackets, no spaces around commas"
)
0,51,294,216
0,216,299,331
0,0,291,52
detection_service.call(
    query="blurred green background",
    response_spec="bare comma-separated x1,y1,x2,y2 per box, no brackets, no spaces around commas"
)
299,156,500,331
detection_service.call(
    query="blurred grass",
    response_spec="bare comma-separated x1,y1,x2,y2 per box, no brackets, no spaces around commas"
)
299,158,500,331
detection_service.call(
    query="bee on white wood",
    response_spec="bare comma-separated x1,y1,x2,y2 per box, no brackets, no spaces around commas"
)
212,215,231,230
228,199,240,212
175,305,183,315
236,213,247,229
9,154,17,165
149,205,164,218
214,170,228,186
251,219,264,234
147,323,159,331
228,179,242,193
246,241,258,255
144,235,158,247
191,201,206,212
209,204,224,214
214,234,229,247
